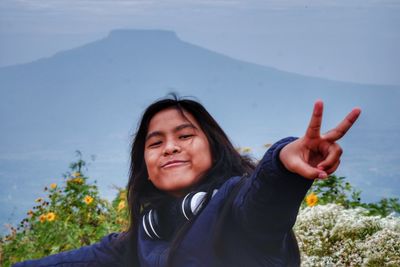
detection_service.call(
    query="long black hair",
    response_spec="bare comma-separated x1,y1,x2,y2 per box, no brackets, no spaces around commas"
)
124,94,300,266
122,94,300,266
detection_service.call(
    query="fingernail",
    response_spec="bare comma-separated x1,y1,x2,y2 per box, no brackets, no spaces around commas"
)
318,172,327,179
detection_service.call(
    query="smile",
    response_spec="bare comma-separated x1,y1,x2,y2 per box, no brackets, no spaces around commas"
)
162,160,189,169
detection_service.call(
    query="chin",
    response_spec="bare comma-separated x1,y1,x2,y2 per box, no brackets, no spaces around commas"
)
163,182,194,196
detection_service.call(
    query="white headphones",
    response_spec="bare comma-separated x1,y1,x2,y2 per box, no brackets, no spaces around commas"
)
142,190,218,239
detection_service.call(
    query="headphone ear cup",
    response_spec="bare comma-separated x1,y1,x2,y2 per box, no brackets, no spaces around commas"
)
181,191,207,220
182,192,195,220
142,209,162,239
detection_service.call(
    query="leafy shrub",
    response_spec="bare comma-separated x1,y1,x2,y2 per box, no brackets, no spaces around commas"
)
303,175,400,217
0,152,128,267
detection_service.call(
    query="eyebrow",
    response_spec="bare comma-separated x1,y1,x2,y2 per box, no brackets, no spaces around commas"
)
145,123,198,141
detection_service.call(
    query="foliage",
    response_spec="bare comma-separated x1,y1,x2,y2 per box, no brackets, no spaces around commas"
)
0,152,128,267
303,175,400,217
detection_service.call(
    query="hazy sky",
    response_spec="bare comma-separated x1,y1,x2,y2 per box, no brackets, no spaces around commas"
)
1,0,400,85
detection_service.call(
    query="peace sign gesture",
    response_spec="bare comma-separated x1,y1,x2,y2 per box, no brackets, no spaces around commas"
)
279,100,361,180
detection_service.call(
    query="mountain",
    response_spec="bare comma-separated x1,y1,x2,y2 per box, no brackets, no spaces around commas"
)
1,29,399,230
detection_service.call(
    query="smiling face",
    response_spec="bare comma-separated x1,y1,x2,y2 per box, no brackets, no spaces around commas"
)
144,108,213,197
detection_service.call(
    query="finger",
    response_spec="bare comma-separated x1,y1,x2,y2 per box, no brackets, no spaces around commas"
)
316,143,343,170
324,160,340,175
323,107,361,142
305,100,324,139
290,159,327,180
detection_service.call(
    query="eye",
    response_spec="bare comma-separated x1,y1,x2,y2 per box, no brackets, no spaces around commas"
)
180,134,194,140
148,141,162,148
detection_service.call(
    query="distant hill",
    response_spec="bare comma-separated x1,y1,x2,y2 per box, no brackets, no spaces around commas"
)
1,29,399,230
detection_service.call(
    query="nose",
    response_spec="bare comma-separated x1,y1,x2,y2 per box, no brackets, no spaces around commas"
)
163,141,181,156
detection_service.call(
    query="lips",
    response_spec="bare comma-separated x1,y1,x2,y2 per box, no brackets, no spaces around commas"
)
161,160,189,168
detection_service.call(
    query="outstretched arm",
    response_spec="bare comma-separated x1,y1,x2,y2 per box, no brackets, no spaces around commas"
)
232,100,361,244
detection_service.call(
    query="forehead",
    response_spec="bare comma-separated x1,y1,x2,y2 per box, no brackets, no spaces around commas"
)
147,108,200,132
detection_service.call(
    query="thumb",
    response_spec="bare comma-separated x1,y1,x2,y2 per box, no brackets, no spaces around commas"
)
288,160,327,180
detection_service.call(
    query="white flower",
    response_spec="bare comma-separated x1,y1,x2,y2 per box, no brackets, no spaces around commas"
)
294,203,400,266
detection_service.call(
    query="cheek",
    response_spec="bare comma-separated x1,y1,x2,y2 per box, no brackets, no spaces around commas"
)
144,151,158,174
193,141,213,169
203,151,213,169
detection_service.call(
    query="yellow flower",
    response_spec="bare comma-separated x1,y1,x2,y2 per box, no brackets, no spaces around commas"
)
117,201,126,212
84,195,94,205
116,218,128,227
46,212,56,222
73,172,81,177
73,178,84,184
242,147,252,153
306,193,318,207
35,197,43,203
39,214,47,223
119,191,127,200
50,183,57,189
27,210,34,217
69,177,84,184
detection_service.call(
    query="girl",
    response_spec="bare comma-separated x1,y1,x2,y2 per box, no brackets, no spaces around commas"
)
15,95,361,267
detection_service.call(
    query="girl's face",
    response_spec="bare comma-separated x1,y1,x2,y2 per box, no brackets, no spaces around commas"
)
144,108,213,197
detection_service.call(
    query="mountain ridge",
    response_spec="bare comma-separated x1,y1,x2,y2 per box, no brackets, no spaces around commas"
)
2,28,396,88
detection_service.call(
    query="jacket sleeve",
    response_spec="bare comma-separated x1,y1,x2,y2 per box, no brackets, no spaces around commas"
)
232,137,314,244
12,233,126,267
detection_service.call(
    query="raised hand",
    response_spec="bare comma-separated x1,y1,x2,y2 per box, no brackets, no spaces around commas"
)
279,100,361,179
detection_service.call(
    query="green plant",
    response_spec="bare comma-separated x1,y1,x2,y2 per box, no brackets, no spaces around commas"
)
303,175,400,217
0,152,128,267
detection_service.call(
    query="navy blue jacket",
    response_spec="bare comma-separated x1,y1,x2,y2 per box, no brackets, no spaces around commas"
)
14,137,313,267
